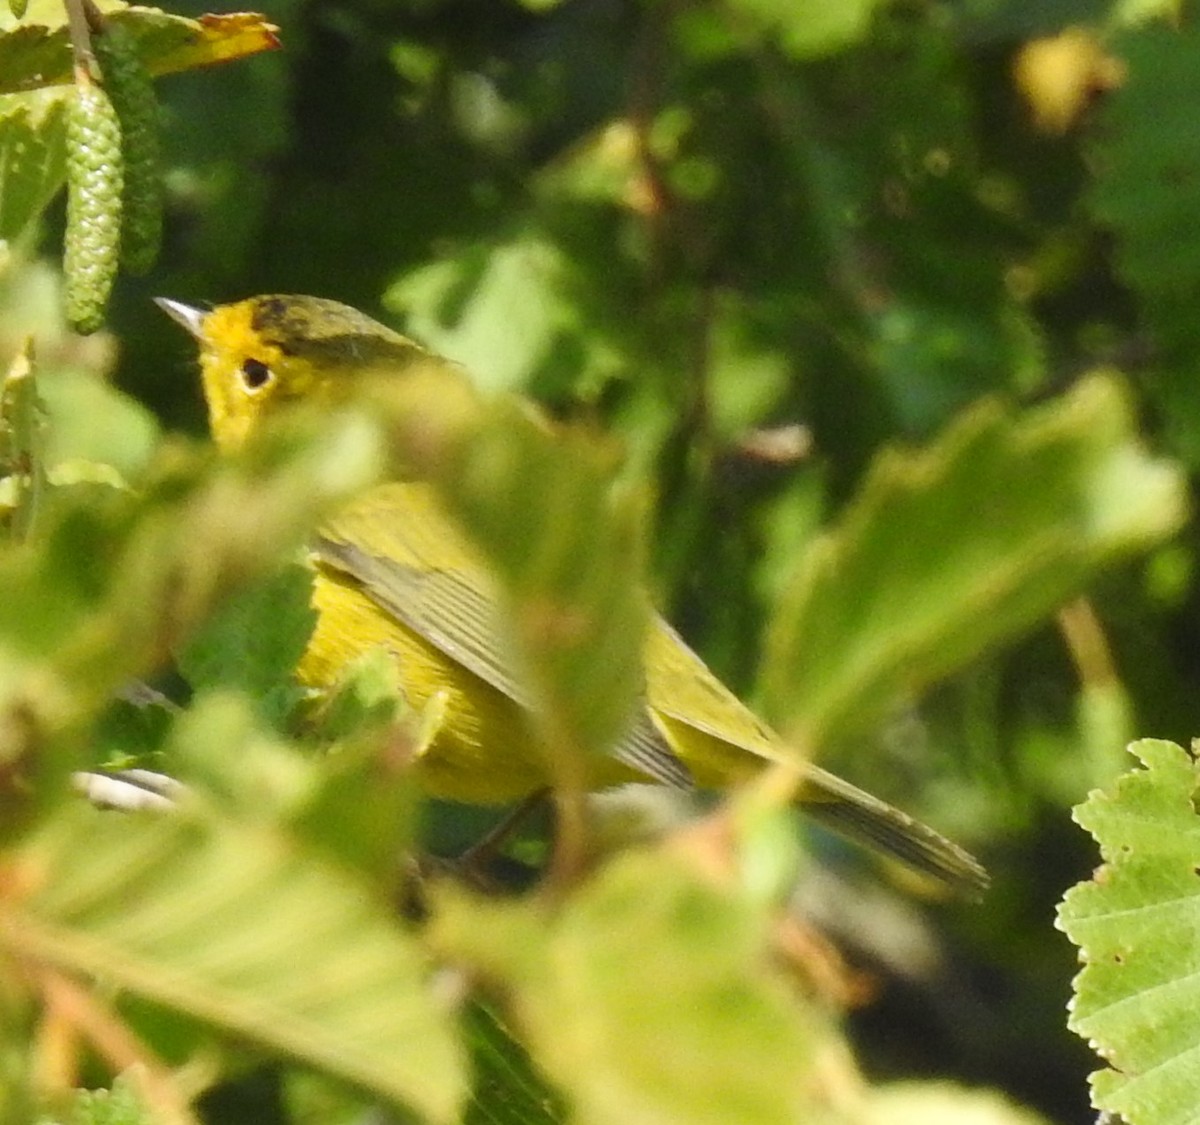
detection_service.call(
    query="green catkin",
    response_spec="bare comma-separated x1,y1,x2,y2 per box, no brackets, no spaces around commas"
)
7,0,28,20
92,23,163,275
63,80,123,335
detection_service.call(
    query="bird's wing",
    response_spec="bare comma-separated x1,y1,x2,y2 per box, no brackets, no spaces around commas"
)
644,618,782,757
314,492,691,790
316,537,529,703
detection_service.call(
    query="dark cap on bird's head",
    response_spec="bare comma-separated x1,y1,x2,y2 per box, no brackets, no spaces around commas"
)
156,294,428,374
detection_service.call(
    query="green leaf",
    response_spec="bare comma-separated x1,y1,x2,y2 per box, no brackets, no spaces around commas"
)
439,397,648,767
1088,22,1200,462
39,367,160,483
1090,24,1200,312
66,1073,153,1125
306,645,407,744
178,565,316,729
165,691,314,822
0,90,67,242
463,1003,565,1125
0,336,47,540
0,409,380,714
386,232,586,394
291,665,423,888
868,1080,1051,1124
0,409,381,849
726,0,884,58
0,4,280,96
432,839,824,1125
91,690,174,769
1057,739,1200,1125
1,795,467,1122
366,372,649,773
763,373,1186,751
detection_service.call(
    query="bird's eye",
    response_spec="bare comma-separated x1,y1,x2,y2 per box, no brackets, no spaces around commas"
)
240,358,273,391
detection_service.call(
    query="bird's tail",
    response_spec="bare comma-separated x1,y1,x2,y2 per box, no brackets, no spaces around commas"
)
798,763,989,897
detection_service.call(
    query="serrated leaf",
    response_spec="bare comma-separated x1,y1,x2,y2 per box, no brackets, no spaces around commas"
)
0,5,280,97
1056,739,1200,1125
433,843,823,1125
1,797,467,1123
763,373,1185,751
0,90,67,240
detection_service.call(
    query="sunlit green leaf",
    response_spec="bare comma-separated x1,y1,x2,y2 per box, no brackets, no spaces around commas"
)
1057,739,1200,1125
0,90,66,241
2,796,467,1122
0,4,280,96
763,374,1186,752
60,1073,153,1125
433,840,823,1125
354,374,649,772
387,232,586,394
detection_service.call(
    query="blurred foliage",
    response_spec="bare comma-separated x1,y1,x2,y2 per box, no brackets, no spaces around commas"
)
2,0,1200,1122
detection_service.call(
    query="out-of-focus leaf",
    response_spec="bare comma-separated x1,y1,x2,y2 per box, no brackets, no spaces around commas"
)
358,374,648,773
387,232,600,394
727,0,884,59
436,398,648,765
0,409,381,849
178,565,315,729
60,1073,153,1125
1,792,467,1121
1088,22,1200,462
1110,0,1187,28
0,336,46,540
867,1081,1051,1124
39,368,159,482
432,838,827,1125
763,373,1186,752
290,658,423,887
91,690,174,769
1057,739,1200,1125
0,90,67,240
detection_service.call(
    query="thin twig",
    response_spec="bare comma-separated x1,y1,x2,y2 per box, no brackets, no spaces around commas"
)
62,0,95,83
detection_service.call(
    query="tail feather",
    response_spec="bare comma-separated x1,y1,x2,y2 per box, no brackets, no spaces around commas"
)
799,764,989,897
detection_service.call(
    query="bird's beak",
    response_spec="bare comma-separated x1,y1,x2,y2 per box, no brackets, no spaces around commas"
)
154,297,206,339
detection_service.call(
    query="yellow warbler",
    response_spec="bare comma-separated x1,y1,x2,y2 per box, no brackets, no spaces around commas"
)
158,294,987,894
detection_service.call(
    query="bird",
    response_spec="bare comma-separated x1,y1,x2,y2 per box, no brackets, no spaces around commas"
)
157,293,988,895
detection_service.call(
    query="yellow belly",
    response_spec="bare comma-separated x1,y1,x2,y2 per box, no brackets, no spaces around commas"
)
297,566,640,803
